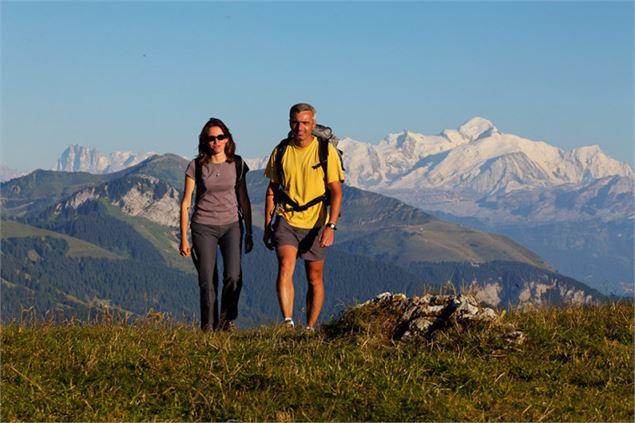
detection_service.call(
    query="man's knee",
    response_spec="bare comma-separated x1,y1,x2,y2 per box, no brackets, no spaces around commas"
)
307,277,324,290
277,246,297,274
277,259,295,284
306,262,324,286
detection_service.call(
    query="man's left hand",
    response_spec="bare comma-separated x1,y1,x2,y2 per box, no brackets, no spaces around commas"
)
319,226,335,248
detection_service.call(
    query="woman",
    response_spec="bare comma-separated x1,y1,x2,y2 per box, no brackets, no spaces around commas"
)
179,117,253,331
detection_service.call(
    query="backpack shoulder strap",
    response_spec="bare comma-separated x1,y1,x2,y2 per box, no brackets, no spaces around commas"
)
234,155,243,187
274,138,290,185
233,155,244,220
195,158,202,183
194,159,204,203
317,137,329,176
274,137,332,212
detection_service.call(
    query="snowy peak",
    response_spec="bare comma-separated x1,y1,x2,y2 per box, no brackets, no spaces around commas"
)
458,117,499,141
566,145,634,181
394,130,412,148
50,119,634,199
336,117,634,196
381,130,421,148
572,144,602,159
244,156,270,171
54,144,157,174
373,128,468,172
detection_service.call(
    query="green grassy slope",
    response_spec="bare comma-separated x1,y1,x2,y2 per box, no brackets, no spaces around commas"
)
2,301,632,421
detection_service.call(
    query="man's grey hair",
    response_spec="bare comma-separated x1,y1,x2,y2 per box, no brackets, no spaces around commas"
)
289,103,317,122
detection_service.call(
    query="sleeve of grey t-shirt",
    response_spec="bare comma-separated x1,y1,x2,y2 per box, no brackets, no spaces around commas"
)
185,159,196,180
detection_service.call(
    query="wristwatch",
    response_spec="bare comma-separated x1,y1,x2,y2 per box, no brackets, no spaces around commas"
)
325,223,337,230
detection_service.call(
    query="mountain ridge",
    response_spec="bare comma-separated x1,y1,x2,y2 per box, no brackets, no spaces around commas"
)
7,116,633,295
1,154,605,324
54,144,158,174
339,117,633,195
40,118,634,201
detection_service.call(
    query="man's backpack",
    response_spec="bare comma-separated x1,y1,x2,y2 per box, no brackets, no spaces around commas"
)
274,124,344,212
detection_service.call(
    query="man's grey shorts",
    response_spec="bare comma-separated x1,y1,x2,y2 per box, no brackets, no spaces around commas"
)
272,217,327,261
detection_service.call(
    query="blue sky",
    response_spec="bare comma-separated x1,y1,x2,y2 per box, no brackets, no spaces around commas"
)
2,1,633,171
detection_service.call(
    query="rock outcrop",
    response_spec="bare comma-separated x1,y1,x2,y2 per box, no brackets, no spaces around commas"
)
351,292,525,344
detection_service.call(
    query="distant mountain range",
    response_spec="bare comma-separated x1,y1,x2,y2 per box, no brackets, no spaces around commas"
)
333,118,634,295
1,154,605,325
54,144,158,174
42,118,635,204
7,117,633,295
252,117,634,295
336,117,633,225
340,117,632,195
51,144,269,176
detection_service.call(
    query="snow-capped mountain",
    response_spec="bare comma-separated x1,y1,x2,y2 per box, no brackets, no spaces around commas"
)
339,117,633,194
325,117,632,296
54,144,157,174
246,116,632,202
244,156,270,171
54,144,268,175
40,122,634,295
243,117,633,221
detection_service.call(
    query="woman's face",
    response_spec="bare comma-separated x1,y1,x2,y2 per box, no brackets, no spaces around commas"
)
206,126,228,155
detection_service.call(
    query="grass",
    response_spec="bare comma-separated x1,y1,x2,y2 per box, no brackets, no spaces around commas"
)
2,301,633,421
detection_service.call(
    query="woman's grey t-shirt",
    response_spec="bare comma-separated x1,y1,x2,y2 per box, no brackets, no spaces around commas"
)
185,160,238,226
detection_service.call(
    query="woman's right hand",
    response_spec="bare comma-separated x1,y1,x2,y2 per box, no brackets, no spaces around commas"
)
180,240,191,257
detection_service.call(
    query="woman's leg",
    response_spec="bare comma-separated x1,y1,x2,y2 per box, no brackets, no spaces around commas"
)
191,222,220,331
218,222,242,325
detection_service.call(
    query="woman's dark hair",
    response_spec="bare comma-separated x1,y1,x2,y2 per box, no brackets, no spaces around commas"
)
197,117,236,165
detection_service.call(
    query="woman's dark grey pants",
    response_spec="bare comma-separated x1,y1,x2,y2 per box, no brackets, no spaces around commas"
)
191,221,242,331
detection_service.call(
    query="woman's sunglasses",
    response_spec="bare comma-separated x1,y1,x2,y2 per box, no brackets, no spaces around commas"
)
206,134,228,143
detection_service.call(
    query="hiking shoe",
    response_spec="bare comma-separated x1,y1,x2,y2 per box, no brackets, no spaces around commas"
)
304,326,316,335
220,320,237,332
282,318,295,328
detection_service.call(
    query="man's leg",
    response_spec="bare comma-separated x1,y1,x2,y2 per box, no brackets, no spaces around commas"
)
304,259,325,328
276,245,298,321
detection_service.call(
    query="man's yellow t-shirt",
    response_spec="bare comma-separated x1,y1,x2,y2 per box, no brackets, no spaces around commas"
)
265,137,345,229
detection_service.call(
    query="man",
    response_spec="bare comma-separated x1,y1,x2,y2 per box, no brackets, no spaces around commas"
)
263,103,344,331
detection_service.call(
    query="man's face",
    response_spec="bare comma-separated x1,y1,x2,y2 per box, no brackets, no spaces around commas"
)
289,111,316,143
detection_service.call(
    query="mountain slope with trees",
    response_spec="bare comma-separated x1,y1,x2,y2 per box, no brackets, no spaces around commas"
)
1,154,607,324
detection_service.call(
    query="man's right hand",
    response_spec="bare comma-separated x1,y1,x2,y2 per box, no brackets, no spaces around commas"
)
263,225,274,250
